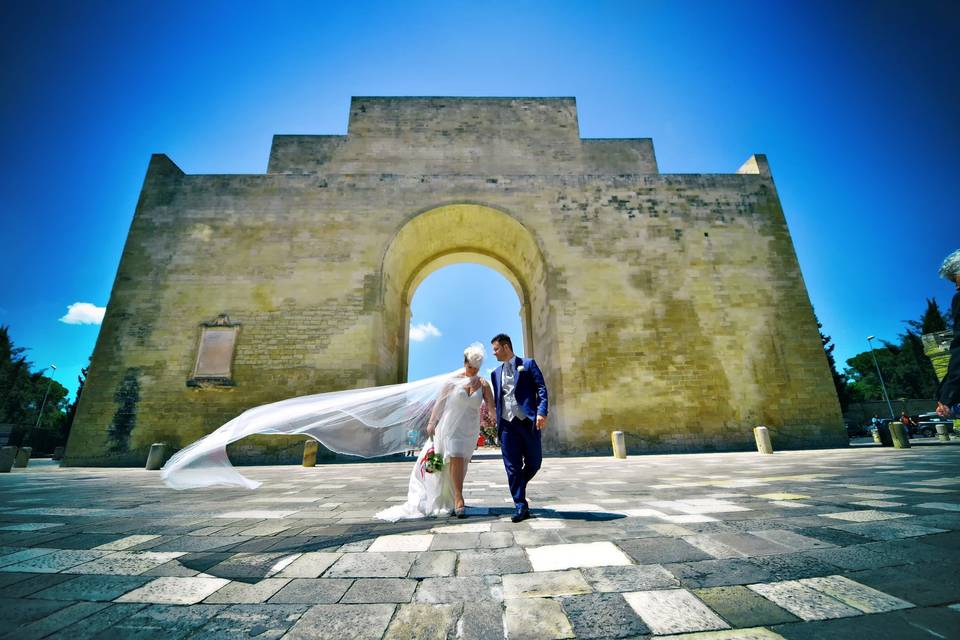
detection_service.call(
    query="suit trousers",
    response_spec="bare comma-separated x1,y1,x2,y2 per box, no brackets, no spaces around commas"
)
499,416,542,508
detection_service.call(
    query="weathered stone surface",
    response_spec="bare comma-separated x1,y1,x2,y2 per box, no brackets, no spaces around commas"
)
692,585,799,627
383,602,460,640
415,576,498,603
191,603,308,639
504,597,575,640
283,603,395,640
202,578,291,604
340,578,417,604
560,592,650,638
457,547,532,576
31,574,153,602
581,563,680,592
325,552,417,578
266,578,353,604
526,541,632,572
747,581,860,621
502,570,592,598
623,588,730,634
63,97,844,466
618,537,713,565
116,577,231,605
407,551,456,578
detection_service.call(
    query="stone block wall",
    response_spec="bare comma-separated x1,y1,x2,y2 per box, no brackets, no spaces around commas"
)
64,97,845,466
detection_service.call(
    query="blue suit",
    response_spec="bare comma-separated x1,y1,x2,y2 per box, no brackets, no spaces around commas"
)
491,356,549,508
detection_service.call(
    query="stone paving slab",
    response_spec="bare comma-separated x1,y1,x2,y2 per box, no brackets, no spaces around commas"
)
0,445,958,638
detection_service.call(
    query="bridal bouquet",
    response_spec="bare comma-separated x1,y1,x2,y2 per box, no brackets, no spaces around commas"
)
418,439,444,477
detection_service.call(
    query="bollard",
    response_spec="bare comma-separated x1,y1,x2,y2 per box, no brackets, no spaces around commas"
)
611,431,627,459
303,440,319,467
876,422,894,447
935,423,951,442
889,423,911,449
14,447,32,468
0,446,16,472
145,443,168,470
753,426,774,454
52,446,65,461
872,429,882,444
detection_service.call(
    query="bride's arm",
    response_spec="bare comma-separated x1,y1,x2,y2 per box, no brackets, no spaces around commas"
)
481,378,495,410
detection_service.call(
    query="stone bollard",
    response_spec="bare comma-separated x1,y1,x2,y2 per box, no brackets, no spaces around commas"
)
303,440,319,467
753,426,774,454
0,446,16,472
52,446,65,461
145,443,168,470
935,423,951,442
611,431,627,459
14,447,32,468
889,423,911,449
871,429,882,444
876,422,894,447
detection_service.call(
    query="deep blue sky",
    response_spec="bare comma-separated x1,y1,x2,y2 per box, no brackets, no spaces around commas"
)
1,1,957,399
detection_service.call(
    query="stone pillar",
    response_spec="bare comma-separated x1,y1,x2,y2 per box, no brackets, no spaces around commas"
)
303,440,319,467
14,447,32,468
52,446,65,461
753,426,773,454
935,423,951,442
145,443,168,470
890,423,911,448
610,431,626,459
876,422,894,447
0,446,16,472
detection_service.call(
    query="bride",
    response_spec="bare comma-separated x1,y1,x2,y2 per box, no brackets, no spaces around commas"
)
161,342,494,520
376,343,494,521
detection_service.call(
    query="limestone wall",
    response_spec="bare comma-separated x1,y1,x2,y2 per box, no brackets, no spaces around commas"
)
64,97,845,466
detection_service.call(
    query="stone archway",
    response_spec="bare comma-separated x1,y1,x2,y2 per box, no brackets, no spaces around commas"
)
377,203,552,388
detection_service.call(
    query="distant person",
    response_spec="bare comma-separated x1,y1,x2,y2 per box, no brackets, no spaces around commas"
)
900,412,916,435
871,415,881,429
936,249,960,419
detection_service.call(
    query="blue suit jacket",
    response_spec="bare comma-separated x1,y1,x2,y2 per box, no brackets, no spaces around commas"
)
491,356,549,424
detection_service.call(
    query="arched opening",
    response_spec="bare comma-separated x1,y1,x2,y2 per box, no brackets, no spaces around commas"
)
405,261,526,381
377,203,553,386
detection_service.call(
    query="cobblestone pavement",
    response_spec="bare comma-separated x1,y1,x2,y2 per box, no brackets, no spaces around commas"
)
2,445,959,639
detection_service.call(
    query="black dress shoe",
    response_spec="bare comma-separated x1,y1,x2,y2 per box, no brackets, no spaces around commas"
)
511,506,530,523
455,506,467,519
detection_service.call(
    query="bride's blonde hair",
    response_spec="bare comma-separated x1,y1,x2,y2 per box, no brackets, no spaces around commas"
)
463,342,485,368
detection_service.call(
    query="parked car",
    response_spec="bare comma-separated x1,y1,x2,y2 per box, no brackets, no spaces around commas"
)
914,412,954,438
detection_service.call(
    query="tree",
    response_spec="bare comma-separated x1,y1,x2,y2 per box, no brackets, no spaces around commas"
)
818,318,853,412
0,325,70,450
844,300,943,402
906,298,948,334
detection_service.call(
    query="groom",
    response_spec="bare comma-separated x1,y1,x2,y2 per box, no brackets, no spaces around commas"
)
491,333,549,523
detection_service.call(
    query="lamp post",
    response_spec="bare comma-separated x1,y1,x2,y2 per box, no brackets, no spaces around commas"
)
25,364,57,447
866,337,895,419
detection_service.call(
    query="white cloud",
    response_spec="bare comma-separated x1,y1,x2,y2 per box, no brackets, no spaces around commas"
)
409,321,442,342
59,302,105,325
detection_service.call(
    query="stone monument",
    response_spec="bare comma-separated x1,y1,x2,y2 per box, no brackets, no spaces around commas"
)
64,97,846,466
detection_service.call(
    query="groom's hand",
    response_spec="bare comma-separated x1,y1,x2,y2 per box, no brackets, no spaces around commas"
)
536,415,547,430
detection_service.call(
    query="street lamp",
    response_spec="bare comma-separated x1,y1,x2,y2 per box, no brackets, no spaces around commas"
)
25,364,57,447
866,337,895,419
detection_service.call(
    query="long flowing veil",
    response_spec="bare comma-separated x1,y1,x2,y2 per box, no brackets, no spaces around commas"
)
161,370,464,490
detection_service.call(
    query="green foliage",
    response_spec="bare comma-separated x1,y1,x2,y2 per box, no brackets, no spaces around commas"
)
0,326,72,452
844,313,941,402
817,318,853,412
906,298,948,334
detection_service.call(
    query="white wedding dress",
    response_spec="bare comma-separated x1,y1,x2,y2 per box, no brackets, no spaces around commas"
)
376,377,483,521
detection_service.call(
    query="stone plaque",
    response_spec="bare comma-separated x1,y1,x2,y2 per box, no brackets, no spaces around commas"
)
188,315,239,387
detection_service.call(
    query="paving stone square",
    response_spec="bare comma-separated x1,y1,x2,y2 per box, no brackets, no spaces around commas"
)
0,445,958,638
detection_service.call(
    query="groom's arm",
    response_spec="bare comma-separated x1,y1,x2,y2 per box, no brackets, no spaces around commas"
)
529,359,549,424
